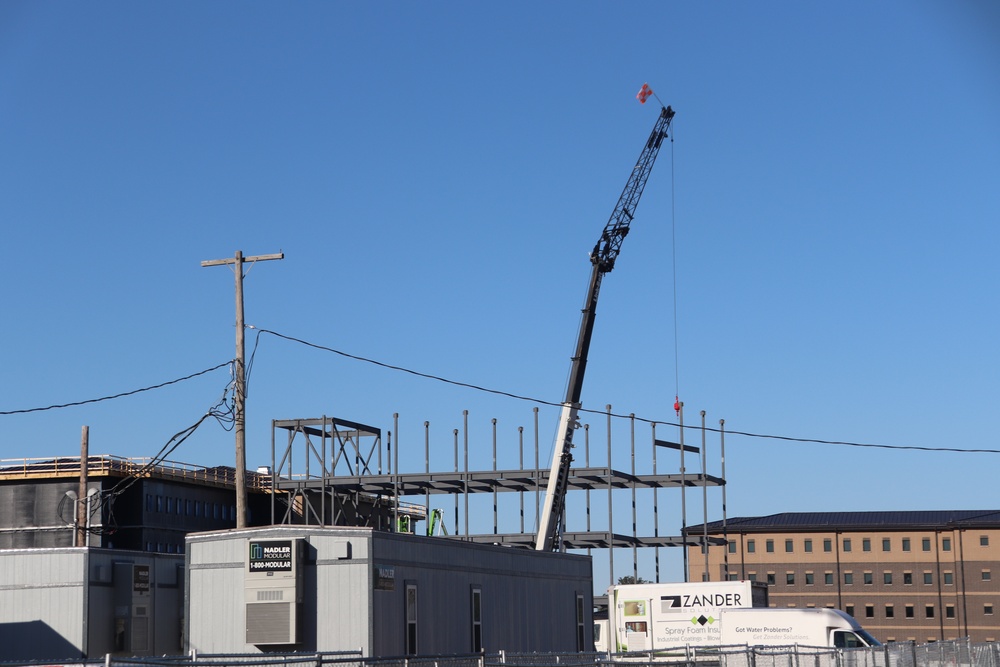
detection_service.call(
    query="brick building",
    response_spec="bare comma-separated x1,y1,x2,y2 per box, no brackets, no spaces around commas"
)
686,511,1000,643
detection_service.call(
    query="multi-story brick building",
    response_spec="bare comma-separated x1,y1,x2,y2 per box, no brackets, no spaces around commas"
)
686,511,1000,644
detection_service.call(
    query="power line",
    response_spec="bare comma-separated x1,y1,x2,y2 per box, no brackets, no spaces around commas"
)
254,328,1000,455
0,361,234,416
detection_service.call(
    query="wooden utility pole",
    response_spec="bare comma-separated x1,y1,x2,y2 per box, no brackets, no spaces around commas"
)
201,250,283,528
76,425,89,547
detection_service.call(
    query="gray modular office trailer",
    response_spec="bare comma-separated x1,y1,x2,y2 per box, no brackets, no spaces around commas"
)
0,548,184,661
186,526,594,656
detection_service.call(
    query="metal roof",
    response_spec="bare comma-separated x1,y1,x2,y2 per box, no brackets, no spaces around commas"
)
686,510,1000,534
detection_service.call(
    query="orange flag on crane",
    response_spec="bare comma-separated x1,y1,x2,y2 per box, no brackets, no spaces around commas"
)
636,83,653,104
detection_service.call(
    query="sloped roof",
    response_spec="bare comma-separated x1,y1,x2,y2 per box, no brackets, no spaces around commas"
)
686,510,1000,534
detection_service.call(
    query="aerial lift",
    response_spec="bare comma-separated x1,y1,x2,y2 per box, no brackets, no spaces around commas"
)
535,105,675,552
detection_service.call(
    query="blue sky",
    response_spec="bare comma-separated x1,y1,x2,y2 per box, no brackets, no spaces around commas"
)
1,2,998,586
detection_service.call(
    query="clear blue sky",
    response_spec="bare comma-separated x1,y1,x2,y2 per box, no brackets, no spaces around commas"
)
1,2,997,586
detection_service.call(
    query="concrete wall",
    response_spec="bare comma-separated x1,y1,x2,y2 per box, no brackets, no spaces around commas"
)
186,526,593,656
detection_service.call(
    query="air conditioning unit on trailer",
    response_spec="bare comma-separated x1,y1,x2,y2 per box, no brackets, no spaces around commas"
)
244,538,303,645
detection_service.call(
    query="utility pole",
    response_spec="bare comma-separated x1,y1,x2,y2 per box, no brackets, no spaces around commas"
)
201,250,283,528
77,425,89,547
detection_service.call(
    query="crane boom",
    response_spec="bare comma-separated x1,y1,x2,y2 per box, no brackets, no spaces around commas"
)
536,105,675,552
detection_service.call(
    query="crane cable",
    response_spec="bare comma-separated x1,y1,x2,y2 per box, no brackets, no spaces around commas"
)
670,118,681,416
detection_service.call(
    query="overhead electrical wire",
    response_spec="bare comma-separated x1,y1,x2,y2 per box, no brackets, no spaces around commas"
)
0,334,992,456
252,328,1000,455
0,361,233,415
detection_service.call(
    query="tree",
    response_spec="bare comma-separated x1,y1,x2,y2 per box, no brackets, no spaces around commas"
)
617,575,650,585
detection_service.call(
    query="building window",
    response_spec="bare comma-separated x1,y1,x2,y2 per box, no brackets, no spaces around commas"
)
865,605,874,619
805,572,814,585
864,572,873,585
902,538,911,552
884,572,893,585
946,605,955,619
926,605,935,619
905,605,914,619
825,572,834,585
728,540,737,554
185,499,191,515
862,538,871,552
922,537,931,551
766,539,774,553
166,497,173,513
405,583,418,655
844,572,853,585
846,605,855,617
749,572,757,582
943,538,952,551
843,539,852,552
785,539,794,553
986,605,994,616
886,605,895,619
925,572,934,585
824,538,832,553
156,495,163,512
903,572,913,585
786,573,795,585
767,573,776,585
982,536,990,547
729,573,738,581
747,539,755,553
984,570,992,582
883,538,891,552
804,539,813,553
944,572,954,585
145,494,153,512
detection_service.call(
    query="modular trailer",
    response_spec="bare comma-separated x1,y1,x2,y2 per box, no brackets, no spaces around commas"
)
0,547,185,661
186,525,594,656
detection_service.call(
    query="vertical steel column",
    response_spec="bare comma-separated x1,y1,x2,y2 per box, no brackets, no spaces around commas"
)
463,410,469,538
492,418,498,535
453,428,459,536
630,413,638,581
679,402,688,582
701,411,709,581
519,426,525,534
393,413,399,532
607,404,614,585
720,419,729,580
652,422,660,583
424,422,430,531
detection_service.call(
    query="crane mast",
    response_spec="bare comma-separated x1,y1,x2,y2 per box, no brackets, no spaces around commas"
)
536,105,675,552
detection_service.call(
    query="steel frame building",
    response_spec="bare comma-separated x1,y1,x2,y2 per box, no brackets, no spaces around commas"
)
265,410,727,591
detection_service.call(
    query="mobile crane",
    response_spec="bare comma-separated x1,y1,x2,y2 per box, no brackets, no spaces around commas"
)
535,105,675,552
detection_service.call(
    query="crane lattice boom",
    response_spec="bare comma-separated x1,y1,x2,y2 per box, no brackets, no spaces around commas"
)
536,105,675,552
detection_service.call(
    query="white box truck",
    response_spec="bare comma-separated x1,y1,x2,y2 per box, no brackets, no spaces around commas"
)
718,607,880,649
608,580,769,652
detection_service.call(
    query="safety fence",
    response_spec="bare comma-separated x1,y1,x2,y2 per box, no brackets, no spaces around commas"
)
4,641,1000,667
